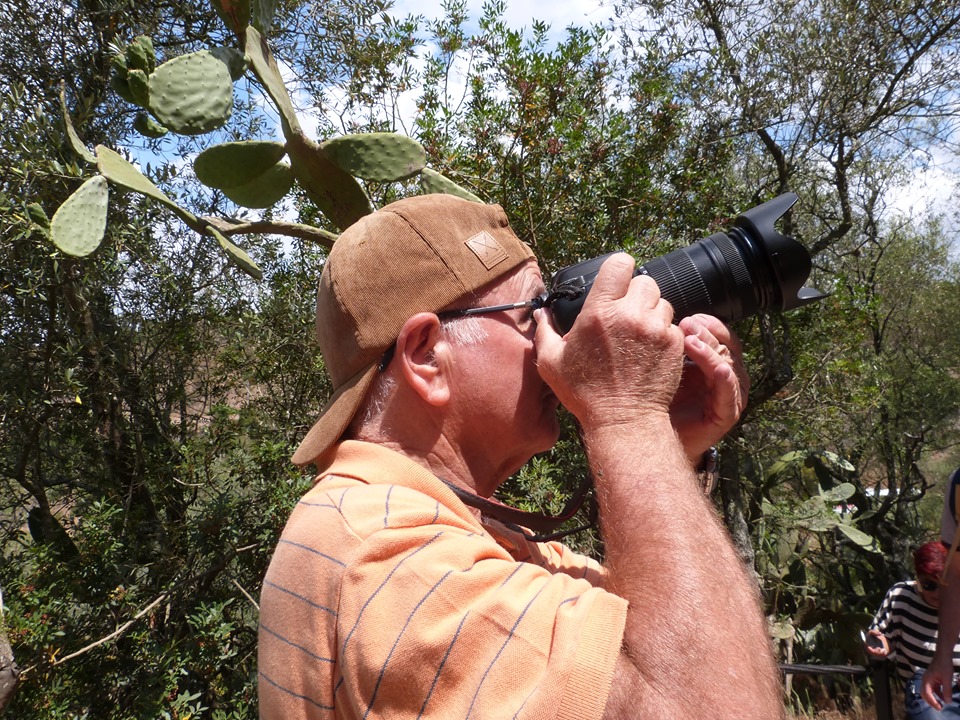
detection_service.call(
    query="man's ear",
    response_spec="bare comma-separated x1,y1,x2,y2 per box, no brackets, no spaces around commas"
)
393,313,450,406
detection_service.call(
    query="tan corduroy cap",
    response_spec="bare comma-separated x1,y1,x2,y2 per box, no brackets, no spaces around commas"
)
292,194,536,467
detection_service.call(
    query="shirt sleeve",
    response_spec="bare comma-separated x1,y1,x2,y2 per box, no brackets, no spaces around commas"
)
869,583,903,656
335,522,627,720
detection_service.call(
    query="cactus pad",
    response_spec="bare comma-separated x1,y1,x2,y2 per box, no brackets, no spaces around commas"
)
321,133,426,182
210,0,251,35
59,84,96,165
134,113,169,139
209,226,262,279
126,36,155,74
148,50,234,135
252,0,277,34
420,168,482,203
210,47,250,81
245,26,300,135
221,162,294,208
127,69,151,107
96,145,199,225
286,131,372,230
194,140,286,189
26,202,50,229
50,175,109,257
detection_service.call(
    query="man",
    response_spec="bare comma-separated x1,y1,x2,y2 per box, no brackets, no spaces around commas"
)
258,194,783,718
922,467,960,711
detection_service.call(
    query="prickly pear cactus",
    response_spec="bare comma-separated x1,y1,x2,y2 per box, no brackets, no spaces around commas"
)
93,145,263,277
110,36,158,108
220,162,294,209
96,145,196,223
50,176,109,257
59,84,96,165
26,202,50,229
133,113,169,139
194,141,286,189
209,226,262,279
147,50,234,135
126,36,156,74
244,26,300,135
127,69,151,107
420,168,482,203
210,0,251,36
321,133,427,183
209,47,250,81
285,132,372,231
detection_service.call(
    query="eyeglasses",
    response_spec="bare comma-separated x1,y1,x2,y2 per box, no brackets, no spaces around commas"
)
436,296,546,321
919,579,941,592
377,287,578,372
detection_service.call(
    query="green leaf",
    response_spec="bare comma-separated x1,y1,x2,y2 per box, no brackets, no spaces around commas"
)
49,175,109,257
805,515,839,532
769,620,796,640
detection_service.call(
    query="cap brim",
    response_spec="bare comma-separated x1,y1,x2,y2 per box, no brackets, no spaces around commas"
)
291,361,379,467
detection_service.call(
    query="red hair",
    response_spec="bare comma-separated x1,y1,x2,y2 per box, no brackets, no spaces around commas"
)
914,541,947,578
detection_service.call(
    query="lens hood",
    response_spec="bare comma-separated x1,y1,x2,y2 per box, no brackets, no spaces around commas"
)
548,193,827,334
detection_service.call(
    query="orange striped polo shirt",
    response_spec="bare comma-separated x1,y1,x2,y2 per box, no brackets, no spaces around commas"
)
258,440,627,719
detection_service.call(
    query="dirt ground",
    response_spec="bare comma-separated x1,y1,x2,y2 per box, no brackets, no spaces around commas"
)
786,687,903,720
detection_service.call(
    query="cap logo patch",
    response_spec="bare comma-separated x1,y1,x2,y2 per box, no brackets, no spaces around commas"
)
464,231,507,269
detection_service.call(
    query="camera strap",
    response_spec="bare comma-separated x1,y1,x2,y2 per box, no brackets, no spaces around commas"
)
437,476,596,542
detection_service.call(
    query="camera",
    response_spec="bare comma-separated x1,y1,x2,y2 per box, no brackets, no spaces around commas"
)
546,193,827,334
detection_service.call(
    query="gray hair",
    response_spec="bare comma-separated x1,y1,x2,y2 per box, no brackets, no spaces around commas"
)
349,315,489,433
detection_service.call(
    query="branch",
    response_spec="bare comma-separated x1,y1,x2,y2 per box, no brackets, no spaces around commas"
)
53,592,167,666
50,542,262,667
200,216,338,249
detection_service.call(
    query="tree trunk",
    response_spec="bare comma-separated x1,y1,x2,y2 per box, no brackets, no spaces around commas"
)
0,589,20,714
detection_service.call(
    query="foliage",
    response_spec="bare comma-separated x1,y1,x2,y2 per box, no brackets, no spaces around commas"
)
2,0,960,716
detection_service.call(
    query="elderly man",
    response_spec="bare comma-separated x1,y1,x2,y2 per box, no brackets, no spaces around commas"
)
258,194,783,719
922,467,960,711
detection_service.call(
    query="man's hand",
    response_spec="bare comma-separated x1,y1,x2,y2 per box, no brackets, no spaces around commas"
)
922,651,955,710
670,314,750,462
534,253,685,429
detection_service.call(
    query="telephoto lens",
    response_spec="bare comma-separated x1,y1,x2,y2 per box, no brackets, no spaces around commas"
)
547,193,827,334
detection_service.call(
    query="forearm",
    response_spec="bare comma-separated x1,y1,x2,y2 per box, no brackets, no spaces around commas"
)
586,416,782,719
934,562,960,665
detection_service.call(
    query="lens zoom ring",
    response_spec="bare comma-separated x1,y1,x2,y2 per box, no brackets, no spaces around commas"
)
712,234,752,288
652,253,711,310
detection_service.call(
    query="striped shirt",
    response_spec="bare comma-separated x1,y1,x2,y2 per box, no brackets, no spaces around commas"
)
258,440,628,719
869,580,960,683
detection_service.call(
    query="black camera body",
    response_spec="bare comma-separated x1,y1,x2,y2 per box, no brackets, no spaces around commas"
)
547,193,827,334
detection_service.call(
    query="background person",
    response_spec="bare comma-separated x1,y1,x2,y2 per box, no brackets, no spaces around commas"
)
257,194,784,719
868,541,960,719
923,468,960,710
